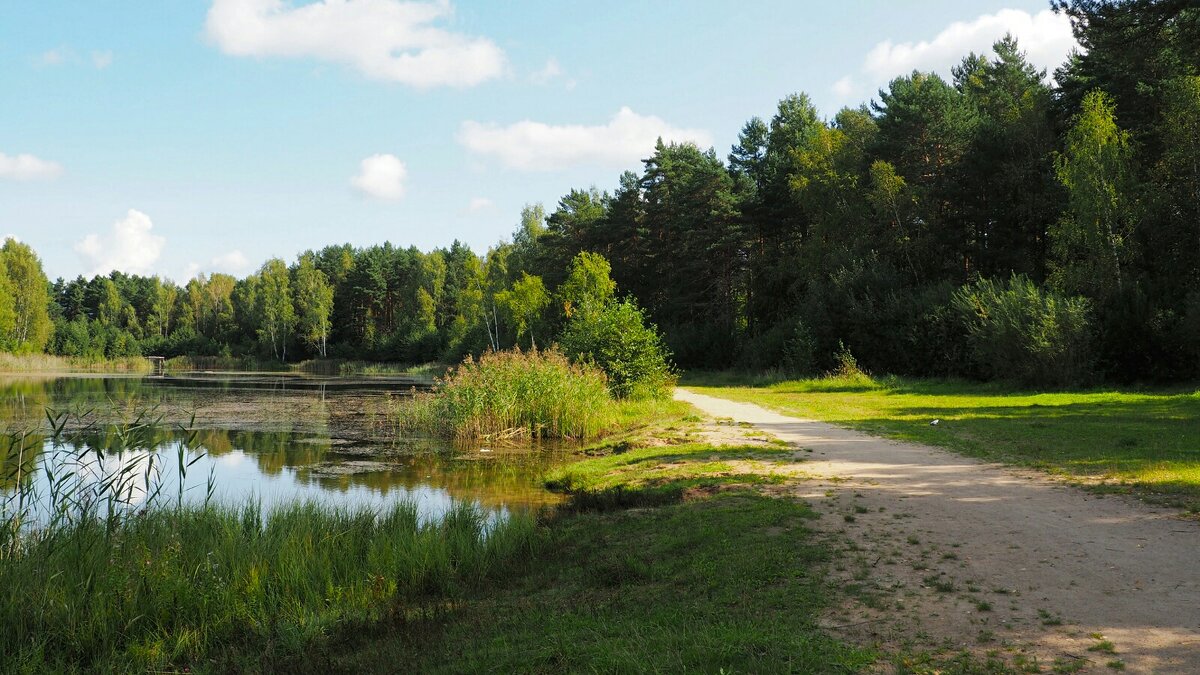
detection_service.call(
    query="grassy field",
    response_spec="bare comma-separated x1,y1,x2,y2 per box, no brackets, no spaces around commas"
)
324,440,875,673
684,372,1200,512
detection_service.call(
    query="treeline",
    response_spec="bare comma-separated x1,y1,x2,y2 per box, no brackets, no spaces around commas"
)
3,0,1197,386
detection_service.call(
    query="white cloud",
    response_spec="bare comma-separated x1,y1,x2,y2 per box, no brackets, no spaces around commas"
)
530,57,562,85
832,75,857,100
847,8,1077,97
91,51,113,69
351,153,408,200
0,152,64,181
38,47,69,66
458,107,713,171
211,250,250,274
466,196,493,212
75,209,167,277
204,0,507,87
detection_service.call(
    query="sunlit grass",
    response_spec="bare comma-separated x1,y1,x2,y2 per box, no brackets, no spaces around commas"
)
684,373,1200,510
326,440,873,673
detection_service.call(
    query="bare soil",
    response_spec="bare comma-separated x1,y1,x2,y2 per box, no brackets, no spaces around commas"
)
677,388,1200,674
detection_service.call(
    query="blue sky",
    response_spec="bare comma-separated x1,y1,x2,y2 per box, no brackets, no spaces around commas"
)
0,0,1076,283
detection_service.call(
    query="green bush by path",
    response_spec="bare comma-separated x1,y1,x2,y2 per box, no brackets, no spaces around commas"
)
685,374,1200,511
952,274,1094,387
0,500,537,673
558,298,676,399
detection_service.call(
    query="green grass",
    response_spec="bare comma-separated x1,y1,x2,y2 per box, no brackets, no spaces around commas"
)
683,373,1200,511
545,442,792,497
0,500,537,673
324,441,874,673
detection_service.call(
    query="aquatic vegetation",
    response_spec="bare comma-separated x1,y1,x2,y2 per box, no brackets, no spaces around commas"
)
0,410,538,672
393,348,618,440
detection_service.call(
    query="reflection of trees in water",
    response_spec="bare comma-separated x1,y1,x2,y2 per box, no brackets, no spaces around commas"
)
297,451,568,508
1,376,566,512
230,430,330,475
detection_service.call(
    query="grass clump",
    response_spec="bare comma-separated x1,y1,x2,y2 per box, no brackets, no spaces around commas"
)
394,348,617,441
0,500,537,672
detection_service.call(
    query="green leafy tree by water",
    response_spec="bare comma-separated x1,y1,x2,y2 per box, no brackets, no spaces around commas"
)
558,252,616,319
255,259,296,361
0,240,52,354
292,254,334,358
496,273,550,349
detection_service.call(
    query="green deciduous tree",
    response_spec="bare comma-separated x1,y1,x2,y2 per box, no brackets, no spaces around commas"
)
255,258,296,361
557,252,616,319
292,254,334,358
1051,90,1138,300
496,273,549,349
0,239,52,353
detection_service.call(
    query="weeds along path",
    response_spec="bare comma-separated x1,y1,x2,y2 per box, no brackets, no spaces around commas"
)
676,388,1200,674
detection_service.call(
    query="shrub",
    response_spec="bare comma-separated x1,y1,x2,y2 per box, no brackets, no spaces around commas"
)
952,274,1094,386
558,299,676,399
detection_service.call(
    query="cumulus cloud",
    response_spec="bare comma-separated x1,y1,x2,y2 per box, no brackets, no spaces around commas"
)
91,51,113,69
465,196,493,213
352,153,408,200
183,250,252,282
38,47,69,66
204,0,507,87
0,152,64,181
831,75,857,100
530,58,562,84
840,8,1077,101
211,249,250,274
458,107,713,171
75,209,166,276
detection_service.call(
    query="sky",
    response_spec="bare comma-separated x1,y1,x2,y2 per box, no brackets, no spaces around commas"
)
0,0,1079,284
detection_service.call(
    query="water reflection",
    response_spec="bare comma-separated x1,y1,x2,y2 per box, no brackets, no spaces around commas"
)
1,374,566,523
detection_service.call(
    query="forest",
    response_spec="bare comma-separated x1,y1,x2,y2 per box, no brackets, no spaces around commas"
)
0,0,1197,387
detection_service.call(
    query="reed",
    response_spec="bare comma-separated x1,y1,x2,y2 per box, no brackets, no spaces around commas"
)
0,352,150,374
0,412,538,672
393,348,618,440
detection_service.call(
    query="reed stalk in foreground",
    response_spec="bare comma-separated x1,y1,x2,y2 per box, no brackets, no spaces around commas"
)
0,409,539,672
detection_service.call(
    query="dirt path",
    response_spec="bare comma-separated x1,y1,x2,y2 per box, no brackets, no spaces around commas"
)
676,388,1200,674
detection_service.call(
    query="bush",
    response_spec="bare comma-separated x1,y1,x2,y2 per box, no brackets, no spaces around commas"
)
558,299,676,399
952,274,1094,387
398,348,616,440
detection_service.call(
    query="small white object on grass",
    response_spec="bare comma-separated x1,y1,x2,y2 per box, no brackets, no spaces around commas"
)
930,419,940,426
479,448,491,453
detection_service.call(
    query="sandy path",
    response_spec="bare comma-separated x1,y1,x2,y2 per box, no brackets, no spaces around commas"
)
676,388,1200,674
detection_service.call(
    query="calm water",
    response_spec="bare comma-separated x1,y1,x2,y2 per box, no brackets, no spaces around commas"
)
0,373,567,524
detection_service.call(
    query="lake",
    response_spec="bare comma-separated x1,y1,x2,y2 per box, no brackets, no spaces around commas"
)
0,372,568,525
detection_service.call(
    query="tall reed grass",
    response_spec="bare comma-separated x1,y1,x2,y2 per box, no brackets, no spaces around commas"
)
0,501,536,672
0,410,538,672
393,348,616,440
0,352,150,374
